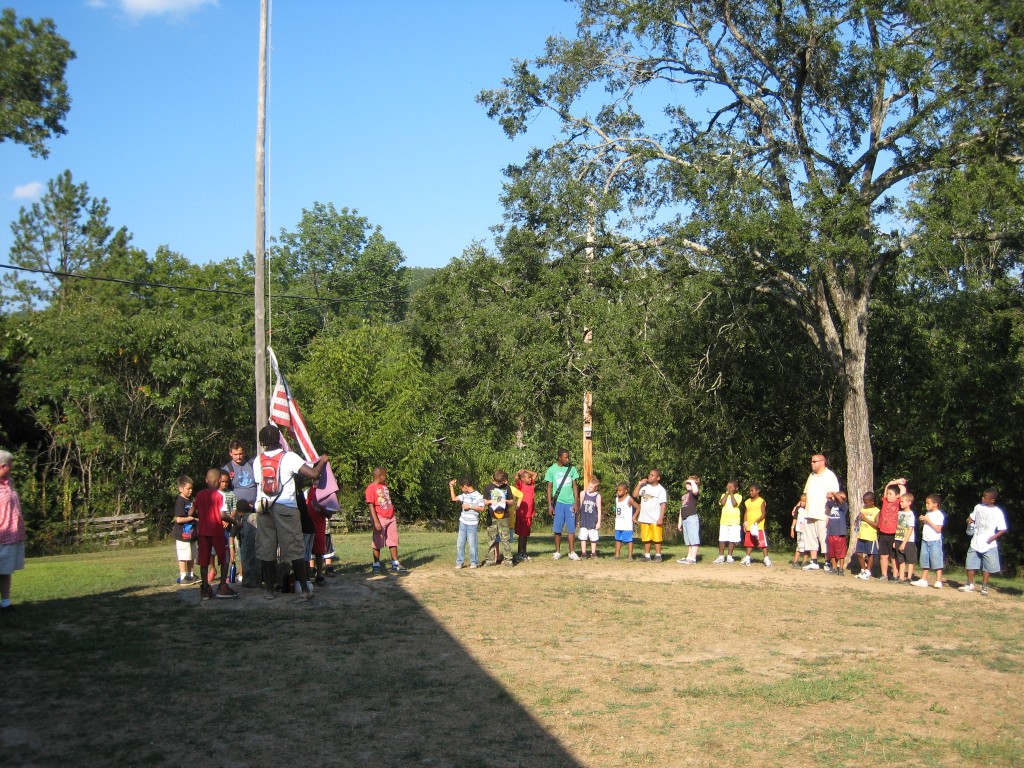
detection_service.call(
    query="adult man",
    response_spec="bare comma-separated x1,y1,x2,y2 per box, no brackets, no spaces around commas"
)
253,425,328,599
222,439,257,507
545,448,580,560
802,454,840,570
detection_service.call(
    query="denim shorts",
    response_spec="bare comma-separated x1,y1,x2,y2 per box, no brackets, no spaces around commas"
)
965,547,1001,573
681,515,700,546
919,539,944,569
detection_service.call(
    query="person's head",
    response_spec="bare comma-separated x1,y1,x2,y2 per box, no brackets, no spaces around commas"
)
883,484,901,502
177,474,194,497
981,487,999,506
205,467,221,489
748,482,761,498
518,469,534,485
925,493,941,511
616,482,629,498
810,454,827,474
458,475,474,492
229,439,247,465
725,479,738,493
236,499,253,515
685,476,699,494
556,449,570,466
900,492,914,510
258,424,281,450
493,469,508,485
799,493,807,505
218,469,230,490
862,491,876,507
0,450,12,480
587,475,600,492
835,491,847,503
646,469,661,485
373,466,388,484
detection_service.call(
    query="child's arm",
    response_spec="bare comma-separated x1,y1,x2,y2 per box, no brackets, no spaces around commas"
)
859,511,878,529
918,514,943,533
595,493,603,529
631,498,640,524
448,480,459,503
755,501,767,527
632,479,645,499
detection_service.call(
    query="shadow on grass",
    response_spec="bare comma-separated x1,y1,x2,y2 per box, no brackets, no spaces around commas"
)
0,575,583,768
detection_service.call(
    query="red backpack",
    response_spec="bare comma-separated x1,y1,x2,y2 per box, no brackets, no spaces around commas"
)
260,452,284,497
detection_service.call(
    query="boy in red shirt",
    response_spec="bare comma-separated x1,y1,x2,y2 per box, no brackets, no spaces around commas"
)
194,467,238,600
366,466,407,574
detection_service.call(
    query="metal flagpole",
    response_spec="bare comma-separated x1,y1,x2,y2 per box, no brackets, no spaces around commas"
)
254,0,269,435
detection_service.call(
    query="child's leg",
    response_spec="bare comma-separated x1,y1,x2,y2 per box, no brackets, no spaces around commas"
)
627,540,634,558
965,568,976,585
178,559,188,579
920,568,930,583
935,567,943,584
745,546,753,558
615,540,622,557
719,540,726,556
388,545,399,563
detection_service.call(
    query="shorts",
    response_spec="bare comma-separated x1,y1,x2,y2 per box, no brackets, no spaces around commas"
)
197,534,227,569
894,540,917,565
553,502,576,535
965,547,1001,573
826,535,848,560
640,522,663,543
801,518,827,552
719,524,741,543
174,539,197,562
372,515,399,550
0,541,26,574
876,532,895,553
743,528,768,549
303,532,314,561
855,539,878,556
578,526,600,542
681,515,700,546
256,504,306,562
919,539,944,570
615,529,634,543
514,504,534,537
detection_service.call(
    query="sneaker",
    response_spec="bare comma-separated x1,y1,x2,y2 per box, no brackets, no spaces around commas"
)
802,562,820,570
980,585,989,596
371,563,382,574
469,563,478,569
391,562,408,573
176,576,186,585
455,564,463,570
741,556,751,566
503,559,514,567
911,578,929,587
552,552,562,560
856,571,870,580
790,561,802,569
654,553,662,562
763,557,772,568
958,584,976,592
934,581,944,589
643,554,652,562
823,562,832,572
876,576,888,581
676,557,691,564
713,556,726,564
568,551,581,561
726,556,736,563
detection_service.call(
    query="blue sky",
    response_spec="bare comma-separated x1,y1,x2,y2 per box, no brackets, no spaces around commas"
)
0,0,579,270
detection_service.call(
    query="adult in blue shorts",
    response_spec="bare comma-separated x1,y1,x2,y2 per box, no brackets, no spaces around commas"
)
545,449,580,561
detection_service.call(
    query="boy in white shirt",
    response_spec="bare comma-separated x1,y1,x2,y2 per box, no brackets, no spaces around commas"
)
913,494,945,588
632,469,667,562
959,488,1008,596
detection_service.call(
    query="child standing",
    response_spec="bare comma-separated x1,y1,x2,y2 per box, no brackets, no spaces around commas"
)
171,475,197,584
676,476,700,564
449,477,485,569
741,484,771,567
482,470,515,566
789,493,808,568
194,468,237,600
218,470,237,582
714,480,742,564
366,466,407,574
855,492,880,580
513,469,538,563
913,494,945,588
614,482,639,560
959,488,1008,595
633,469,667,562
894,493,918,584
578,476,603,558
877,479,906,582
825,491,849,576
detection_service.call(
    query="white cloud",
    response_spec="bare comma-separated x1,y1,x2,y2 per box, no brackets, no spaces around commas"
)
118,0,217,20
11,182,44,200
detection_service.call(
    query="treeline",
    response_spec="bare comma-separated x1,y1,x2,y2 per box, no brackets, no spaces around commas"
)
0,172,1021,571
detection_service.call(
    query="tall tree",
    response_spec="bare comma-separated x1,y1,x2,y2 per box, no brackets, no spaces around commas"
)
480,0,1024,510
0,9,74,158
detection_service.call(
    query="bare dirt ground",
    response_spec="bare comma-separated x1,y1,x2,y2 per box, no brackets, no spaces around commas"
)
3,549,1022,767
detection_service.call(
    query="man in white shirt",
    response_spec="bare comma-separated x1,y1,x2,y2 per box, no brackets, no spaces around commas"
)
801,454,840,570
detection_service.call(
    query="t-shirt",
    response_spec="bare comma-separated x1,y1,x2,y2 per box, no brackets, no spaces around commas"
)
457,491,484,526
365,482,395,519
194,488,225,537
920,510,944,542
223,459,257,505
580,491,600,529
858,506,880,542
719,493,742,526
679,489,699,520
895,509,916,542
878,496,900,534
614,496,634,531
171,495,194,542
803,468,840,521
253,449,308,508
969,504,1007,554
743,497,766,531
637,483,667,525
826,500,849,537
482,482,513,523
515,480,536,512
544,463,579,505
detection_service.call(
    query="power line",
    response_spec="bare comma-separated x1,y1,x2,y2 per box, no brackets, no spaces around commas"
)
0,262,409,305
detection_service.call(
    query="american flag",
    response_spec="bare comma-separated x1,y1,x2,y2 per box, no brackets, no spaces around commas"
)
268,347,340,511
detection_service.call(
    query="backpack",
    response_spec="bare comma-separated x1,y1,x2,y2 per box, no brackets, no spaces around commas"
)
260,452,284,497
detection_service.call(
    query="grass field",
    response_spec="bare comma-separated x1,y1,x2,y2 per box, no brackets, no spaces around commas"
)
1,530,1022,767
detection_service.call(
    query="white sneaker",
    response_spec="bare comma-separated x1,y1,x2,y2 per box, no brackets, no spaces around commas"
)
802,562,820,570
741,556,751,566
455,564,463,570
933,581,944,589
763,557,772,568
713,556,726,564
676,557,689,564
568,551,581,561
552,552,562,560
857,571,871,580
726,556,736,563
911,578,929,587
469,563,478,569
823,562,832,572
958,583,975,592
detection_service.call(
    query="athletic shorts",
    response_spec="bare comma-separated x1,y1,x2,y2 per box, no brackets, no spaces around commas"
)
578,526,599,542
802,519,827,552
681,515,700,546
197,534,227,569
640,522,663,543
175,539,197,562
743,528,768,548
826,535,848,560
876,532,895,553
719,524,741,543
615,529,634,543
514,506,534,538
965,547,1000,573
552,502,577,535
894,540,917,565
855,539,878,556
372,515,399,550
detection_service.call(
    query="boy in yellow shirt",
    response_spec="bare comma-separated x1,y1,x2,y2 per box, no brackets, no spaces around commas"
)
741,483,772,567
713,480,742,564
855,491,880,580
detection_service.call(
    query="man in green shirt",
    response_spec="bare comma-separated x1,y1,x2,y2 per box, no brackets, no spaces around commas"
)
545,449,580,560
